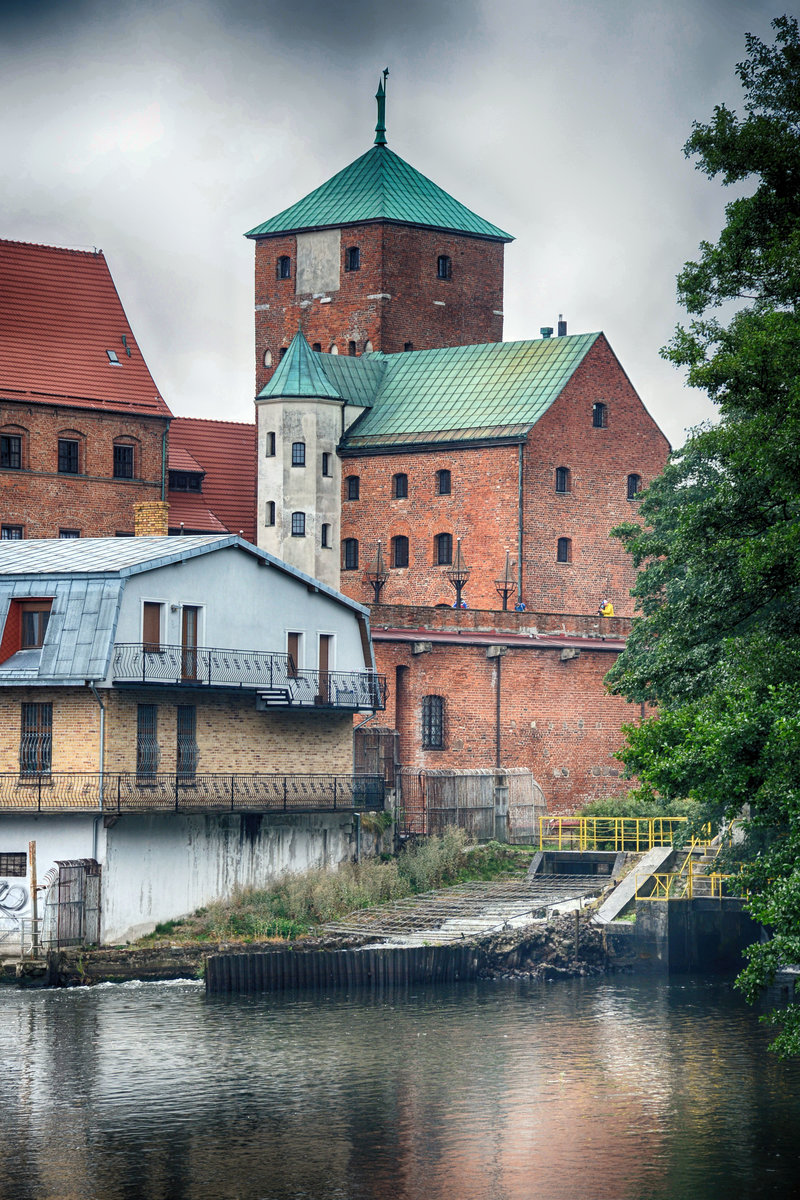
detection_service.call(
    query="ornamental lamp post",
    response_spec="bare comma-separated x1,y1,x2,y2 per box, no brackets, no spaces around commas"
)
446,538,471,608
365,540,389,604
494,551,517,611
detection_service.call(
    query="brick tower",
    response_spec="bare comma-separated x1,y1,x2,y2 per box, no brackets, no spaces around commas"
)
245,77,513,394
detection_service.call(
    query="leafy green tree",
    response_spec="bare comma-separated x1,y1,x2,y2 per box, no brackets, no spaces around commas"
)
605,16,800,1055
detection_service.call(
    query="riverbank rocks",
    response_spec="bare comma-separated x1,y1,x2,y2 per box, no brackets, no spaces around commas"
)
477,913,626,980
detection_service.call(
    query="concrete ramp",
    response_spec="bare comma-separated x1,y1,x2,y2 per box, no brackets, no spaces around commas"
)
593,845,674,924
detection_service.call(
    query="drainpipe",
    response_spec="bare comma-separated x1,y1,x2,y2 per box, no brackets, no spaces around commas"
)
353,711,378,862
87,682,105,812
517,443,524,600
161,422,170,502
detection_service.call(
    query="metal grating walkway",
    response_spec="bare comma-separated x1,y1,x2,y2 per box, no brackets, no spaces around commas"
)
322,875,604,946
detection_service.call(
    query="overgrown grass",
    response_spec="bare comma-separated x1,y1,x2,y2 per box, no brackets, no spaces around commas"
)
140,831,533,945
578,794,703,821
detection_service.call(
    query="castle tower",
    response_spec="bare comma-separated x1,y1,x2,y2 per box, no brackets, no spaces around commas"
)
245,78,513,394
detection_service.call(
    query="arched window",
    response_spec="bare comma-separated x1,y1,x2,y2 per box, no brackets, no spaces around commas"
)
57,432,83,475
345,246,360,272
627,473,642,500
392,535,409,568
556,537,572,563
265,501,276,526
437,255,451,280
263,348,272,368
0,426,26,470
276,256,291,279
555,466,571,494
291,442,306,467
291,512,306,537
422,695,445,749
329,344,339,355
393,473,408,499
435,532,453,565
437,469,451,495
343,538,359,570
312,342,322,352
364,340,373,354
345,475,360,501
592,402,607,428
113,439,136,479
348,341,357,357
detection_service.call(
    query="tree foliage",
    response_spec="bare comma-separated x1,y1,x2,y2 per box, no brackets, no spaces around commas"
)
605,16,800,1055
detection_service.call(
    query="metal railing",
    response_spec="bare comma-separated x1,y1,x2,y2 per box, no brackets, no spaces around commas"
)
635,866,734,901
0,772,385,814
112,643,386,708
538,816,714,853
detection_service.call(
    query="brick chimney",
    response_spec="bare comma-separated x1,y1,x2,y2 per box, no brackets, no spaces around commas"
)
134,501,169,537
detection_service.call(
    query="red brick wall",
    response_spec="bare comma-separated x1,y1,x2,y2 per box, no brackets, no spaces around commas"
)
374,636,638,815
337,336,670,617
253,222,504,392
0,400,167,537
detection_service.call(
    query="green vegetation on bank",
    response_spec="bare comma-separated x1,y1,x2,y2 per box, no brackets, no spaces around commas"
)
138,832,534,946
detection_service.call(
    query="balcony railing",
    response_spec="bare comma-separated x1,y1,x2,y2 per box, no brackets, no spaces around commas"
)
111,644,387,709
0,772,385,814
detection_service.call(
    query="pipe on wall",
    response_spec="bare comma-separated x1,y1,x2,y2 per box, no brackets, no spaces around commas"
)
517,442,524,600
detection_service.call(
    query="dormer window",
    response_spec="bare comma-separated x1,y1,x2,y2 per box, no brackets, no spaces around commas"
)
276,256,291,280
21,600,52,649
437,255,451,280
345,246,360,272
169,470,203,493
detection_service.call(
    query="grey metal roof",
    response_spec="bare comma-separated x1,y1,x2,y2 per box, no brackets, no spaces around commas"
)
0,535,234,576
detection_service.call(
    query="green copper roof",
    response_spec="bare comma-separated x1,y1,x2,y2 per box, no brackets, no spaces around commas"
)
245,145,513,242
258,330,603,447
262,331,343,400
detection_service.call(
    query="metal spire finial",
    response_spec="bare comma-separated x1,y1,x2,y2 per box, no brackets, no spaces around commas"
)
374,68,389,146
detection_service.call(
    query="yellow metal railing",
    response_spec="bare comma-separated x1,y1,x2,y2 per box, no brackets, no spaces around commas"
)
635,863,734,901
538,816,713,853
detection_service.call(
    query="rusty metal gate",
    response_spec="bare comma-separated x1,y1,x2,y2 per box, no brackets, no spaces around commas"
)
55,859,101,947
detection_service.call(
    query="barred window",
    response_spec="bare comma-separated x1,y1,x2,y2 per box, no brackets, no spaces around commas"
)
113,443,134,479
0,434,22,470
392,535,409,568
435,532,452,565
177,705,198,781
436,469,451,495
58,439,79,474
422,695,444,749
0,852,26,877
343,538,359,570
136,704,159,780
20,702,52,775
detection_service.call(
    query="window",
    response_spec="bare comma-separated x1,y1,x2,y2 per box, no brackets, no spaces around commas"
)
106,349,121,365
136,704,159,780
364,340,373,354
59,529,80,539
291,442,306,467
627,473,642,500
345,246,360,272
142,602,164,654
343,538,359,570
113,443,134,479
556,537,572,563
436,469,451,495
21,601,52,649
329,344,339,355
437,255,452,280
312,342,322,352
592,402,608,428
392,535,409,568
422,695,444,749
321,452,331,477
58,439,79,474
555,466,571,494
168,471,202,492
263,349,272,368
1,526,23,540
266,432,276,457
348,341,357,357
20,702,52,775
276,256,291,279
279,346,288,359
0,434,21,470
393,473,408,499
321,523,330,548
346,475,360,501
177,705,198,781
265,501,276,526
0,852,26,877
291,512,306,537
404,342,414,352
435,532,453,565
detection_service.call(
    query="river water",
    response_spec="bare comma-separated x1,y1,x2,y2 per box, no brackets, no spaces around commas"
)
2,974,799,1200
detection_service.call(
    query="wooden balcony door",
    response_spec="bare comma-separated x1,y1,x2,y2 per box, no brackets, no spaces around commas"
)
181,606,199,681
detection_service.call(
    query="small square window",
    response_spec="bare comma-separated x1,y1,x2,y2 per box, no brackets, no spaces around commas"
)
106,349,121,365
113,444,134,479
0,852,26,877
1,525,23,540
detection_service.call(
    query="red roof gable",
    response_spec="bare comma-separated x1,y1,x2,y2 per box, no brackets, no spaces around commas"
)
0,239,171,418
168,417,257,543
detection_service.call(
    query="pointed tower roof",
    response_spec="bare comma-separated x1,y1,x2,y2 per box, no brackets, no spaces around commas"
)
258,331,343,399
245,144,513,242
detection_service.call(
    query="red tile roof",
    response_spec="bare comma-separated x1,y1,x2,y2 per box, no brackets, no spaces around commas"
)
168,417,257,543
0,239,171,418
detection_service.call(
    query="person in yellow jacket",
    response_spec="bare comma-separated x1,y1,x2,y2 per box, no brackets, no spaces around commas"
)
598,599,614,617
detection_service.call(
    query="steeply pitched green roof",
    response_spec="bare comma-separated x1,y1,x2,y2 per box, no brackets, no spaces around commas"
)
259,331,602,448
245,145,513,242
264,332,343,399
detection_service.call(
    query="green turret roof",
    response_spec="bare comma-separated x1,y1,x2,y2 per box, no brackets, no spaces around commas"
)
245,145,513,242
263,331,343,399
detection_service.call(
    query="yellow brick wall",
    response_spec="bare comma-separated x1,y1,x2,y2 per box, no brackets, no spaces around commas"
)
133,501,169,537
0,689,100,773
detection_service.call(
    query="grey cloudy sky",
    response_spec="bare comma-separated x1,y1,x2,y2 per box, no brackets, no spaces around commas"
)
0,0,783,447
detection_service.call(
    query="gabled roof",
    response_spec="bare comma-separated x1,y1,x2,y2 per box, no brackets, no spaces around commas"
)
168,418,257,542
258,330,602,448
0,239,172,418
245,145,513,242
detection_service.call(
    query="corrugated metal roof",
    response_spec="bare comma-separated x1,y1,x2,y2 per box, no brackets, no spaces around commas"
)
0,536,231,576
168,418,258,542
245,146,513,242
0,239,172,418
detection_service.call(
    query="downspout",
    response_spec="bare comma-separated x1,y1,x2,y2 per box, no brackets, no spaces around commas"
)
87,682,105,864
352,711,378,865
495,654,502,768
517,442,524,600
161,421,170,502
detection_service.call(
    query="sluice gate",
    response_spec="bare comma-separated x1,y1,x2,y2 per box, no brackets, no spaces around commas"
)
205,944,479,994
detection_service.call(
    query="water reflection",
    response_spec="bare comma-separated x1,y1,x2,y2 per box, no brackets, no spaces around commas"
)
1,976,799,1200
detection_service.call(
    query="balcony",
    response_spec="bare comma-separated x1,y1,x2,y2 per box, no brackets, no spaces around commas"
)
111,644,387,710
0,772,385,814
